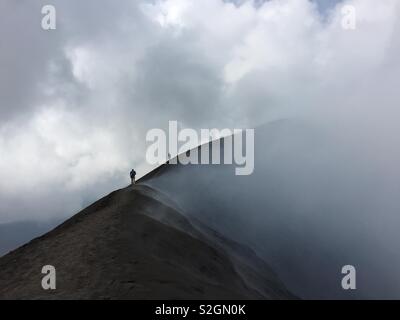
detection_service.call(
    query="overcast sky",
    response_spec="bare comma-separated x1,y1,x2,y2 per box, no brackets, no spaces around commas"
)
0,0,399,223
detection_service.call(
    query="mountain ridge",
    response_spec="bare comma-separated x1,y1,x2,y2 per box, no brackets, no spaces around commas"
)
0,184,294,299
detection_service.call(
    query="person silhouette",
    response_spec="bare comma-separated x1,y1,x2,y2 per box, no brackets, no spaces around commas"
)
130,169,136,185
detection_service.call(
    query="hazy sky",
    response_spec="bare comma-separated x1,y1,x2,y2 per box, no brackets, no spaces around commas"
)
0,0,399,223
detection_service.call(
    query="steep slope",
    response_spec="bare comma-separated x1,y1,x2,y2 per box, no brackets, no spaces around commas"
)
0,184,293,300
142,121,400,299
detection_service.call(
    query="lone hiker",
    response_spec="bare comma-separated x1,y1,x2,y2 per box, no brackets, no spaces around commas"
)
130,169,136,185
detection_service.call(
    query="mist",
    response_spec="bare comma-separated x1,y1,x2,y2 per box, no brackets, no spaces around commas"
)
145,119,400,299
1,0,400,298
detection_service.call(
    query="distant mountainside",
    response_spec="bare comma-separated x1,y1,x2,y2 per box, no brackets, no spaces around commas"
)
0,221,59,257
0,184,294,299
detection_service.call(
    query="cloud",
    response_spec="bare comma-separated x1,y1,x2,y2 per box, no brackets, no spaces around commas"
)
0,0,399,222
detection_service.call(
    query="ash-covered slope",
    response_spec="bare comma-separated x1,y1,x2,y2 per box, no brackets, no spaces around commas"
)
143,121,400,299
0,184,293,300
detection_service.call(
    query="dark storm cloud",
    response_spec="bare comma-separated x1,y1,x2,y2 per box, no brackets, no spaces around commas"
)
131,39,224,127
0,0,399,226
0,1,61,121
